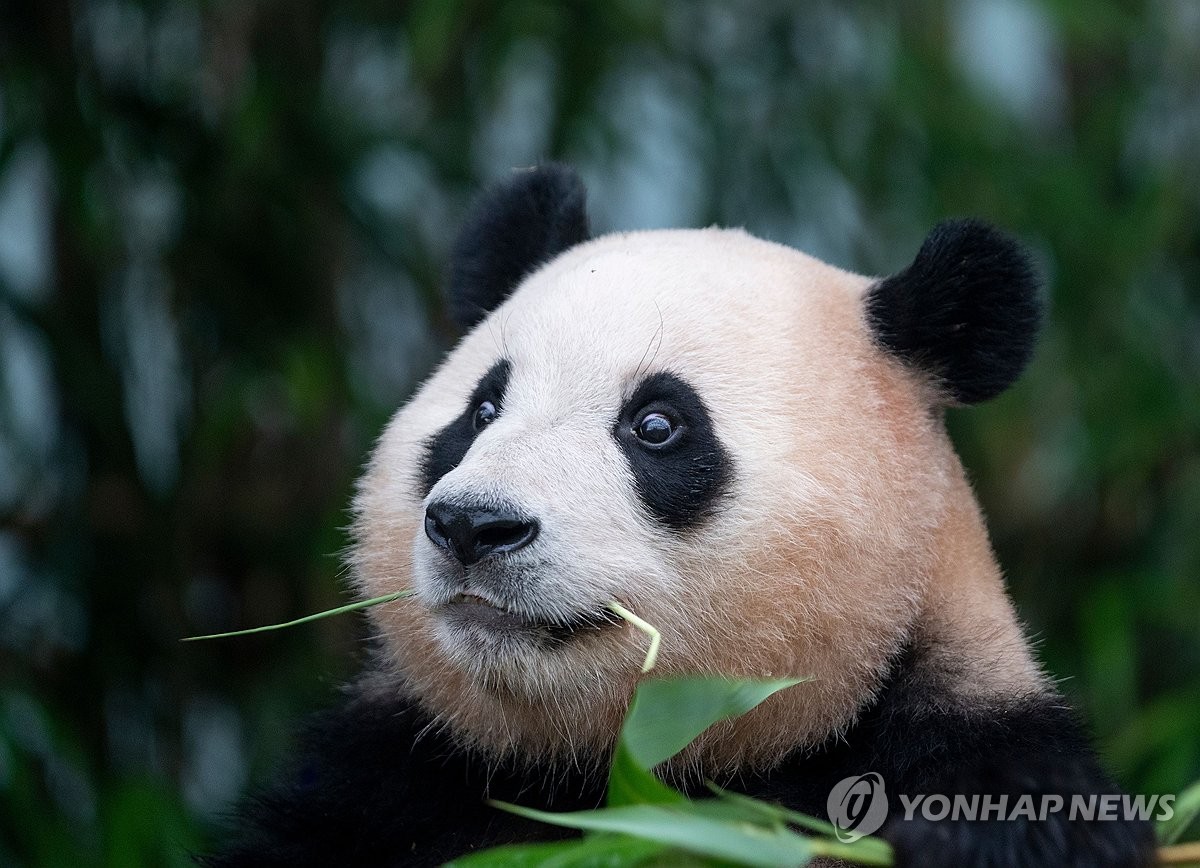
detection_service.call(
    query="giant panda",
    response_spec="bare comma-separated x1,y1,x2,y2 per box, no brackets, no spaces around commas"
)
206,165,1154,867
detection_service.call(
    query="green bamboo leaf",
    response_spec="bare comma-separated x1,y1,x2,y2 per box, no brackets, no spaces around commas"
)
1160,778,1200,845
607,677,803,809
618,677,805,771
180,590,414,641
705,783,838,838
704,784,893,865
490,801,814,868
606,741,688,808
704,784,830,833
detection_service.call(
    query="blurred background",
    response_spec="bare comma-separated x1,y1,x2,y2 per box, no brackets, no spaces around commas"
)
0,0,1197,864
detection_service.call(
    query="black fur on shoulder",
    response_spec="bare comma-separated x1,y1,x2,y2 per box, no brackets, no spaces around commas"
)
861,647,1155,867
202,640,1153,867
199,689,604,868
735,641,1156,868
447,164,590,330
866,219,1042,404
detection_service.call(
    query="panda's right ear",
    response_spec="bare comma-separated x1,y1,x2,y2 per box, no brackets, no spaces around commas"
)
446,164,591,330
865,219,1043,405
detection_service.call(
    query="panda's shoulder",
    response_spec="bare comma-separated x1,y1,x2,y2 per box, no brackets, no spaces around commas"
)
203,687,603,867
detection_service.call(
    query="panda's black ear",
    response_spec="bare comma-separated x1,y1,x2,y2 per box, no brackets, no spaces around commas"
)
865,219,1042,405
447,164,590,330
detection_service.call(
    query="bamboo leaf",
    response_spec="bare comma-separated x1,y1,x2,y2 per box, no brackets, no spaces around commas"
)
618,677,804,772
1161,779,1200,845
180,590,414,641
490,801,814,868
607,602,661,672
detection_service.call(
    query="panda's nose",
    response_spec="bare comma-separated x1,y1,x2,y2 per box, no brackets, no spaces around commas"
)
423,501,539,566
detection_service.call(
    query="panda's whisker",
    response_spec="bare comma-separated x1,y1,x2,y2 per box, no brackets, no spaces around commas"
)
632,304,665,383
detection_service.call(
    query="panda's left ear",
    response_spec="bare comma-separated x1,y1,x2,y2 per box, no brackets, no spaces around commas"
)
446,164,590,330
865,219,1043,405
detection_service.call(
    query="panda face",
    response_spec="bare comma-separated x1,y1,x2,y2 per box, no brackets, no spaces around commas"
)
417,356,732,656
352,228,951,761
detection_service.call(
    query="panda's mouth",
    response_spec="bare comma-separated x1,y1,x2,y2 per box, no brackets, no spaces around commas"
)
442,592,620,640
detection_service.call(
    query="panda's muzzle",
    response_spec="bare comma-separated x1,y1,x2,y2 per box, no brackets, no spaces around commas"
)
442,591,621,640
424,501,539,566
422,500,618,641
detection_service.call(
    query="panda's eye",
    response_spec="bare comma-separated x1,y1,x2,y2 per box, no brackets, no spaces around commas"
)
473,400,497,431
634,412,678,447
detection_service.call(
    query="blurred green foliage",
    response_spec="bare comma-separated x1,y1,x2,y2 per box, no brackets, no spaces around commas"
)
0,1,1197,864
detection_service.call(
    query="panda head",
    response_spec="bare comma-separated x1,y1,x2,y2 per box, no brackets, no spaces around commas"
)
352,165,1041,767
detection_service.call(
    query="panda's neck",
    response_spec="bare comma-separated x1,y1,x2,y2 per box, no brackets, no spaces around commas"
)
917,467,1046,699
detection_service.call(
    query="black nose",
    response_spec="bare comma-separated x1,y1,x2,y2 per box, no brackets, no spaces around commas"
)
424,502,539,566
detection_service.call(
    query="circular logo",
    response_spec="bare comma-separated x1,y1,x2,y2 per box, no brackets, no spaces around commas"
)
827,772,889,842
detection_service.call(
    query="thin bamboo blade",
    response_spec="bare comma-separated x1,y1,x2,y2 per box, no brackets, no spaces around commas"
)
608,601,661,672
181,590,415,641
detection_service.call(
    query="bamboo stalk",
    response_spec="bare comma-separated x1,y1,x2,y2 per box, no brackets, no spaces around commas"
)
181,590,414,641
1159,842,1200,865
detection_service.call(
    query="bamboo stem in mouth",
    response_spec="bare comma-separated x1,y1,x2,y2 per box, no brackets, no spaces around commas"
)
181,590,415,641
607,601,660,673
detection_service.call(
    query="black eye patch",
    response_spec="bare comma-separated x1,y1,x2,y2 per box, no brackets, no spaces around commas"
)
613,371,734,532
419,360,511,498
